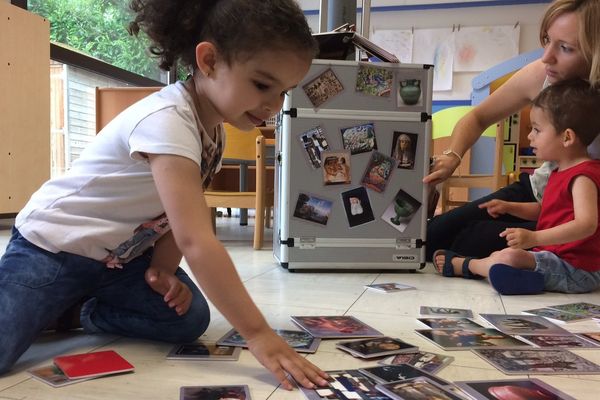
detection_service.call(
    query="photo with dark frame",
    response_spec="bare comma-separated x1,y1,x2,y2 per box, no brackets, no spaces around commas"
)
479,314,570,336
299,126,330,169
298,369,387,400
293,192,334,226
355,64,393,97
180,385,250,400
375,377,462,400
419,306,473,318
417,317,484,330
336,337,418,358
302,68,344,108
415,328,530,351
361,151,396,193
359,364,451,387
517,334,599,349
341,187,375,228
391,131,418,170
341,122,377,155
379,351,454,374
166,342,241,360
381,189,421,233
322,151,352,185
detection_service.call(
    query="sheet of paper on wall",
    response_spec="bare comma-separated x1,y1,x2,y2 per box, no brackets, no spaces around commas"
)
372,29,413,64
454,25,520,72
412,28,454,91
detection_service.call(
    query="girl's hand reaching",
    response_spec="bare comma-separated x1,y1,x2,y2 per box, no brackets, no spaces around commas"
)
245,329,329,390
144,266,192,316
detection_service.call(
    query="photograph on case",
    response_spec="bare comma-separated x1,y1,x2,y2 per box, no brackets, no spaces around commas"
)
375,377,463,400
415,328,530,351
341,187,375,228
379,351,454,374
335,337,418,359
355,64,393,97
455,378,576,400
298,369,387,400
361,151,396,193
291,315,383,338
359,364,451,387
293,192,334,226
517,334,599,349
397,78,422,107
322,151,352,185
216,328,321,353
419,306,473,318
479,314,569,336
364,282,416,293
391,131,418,170
299,126,330,169
180,385,250,400
381,189,421,233
302,68,344,108
341,122,377,155
166,342,241,361
417,317,484,330
473,348,600,375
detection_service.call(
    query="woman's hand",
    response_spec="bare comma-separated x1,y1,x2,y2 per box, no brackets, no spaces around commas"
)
145,266,193,316
246,329,329,390
422,154,461,186
479,199,511,218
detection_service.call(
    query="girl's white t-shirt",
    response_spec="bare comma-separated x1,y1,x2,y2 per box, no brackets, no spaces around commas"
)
16,82,224,267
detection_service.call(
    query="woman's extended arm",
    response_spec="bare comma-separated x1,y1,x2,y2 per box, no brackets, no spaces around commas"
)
424,60,547,186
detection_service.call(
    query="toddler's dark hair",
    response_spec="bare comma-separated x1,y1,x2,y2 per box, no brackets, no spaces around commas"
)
129,0,318,71
532,78,600,146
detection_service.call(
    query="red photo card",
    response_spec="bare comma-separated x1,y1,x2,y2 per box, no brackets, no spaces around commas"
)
53,350,134,379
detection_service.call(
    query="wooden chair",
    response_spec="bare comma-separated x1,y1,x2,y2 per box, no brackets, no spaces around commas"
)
432,106,508,213
95,86,162,132
204,123,274,249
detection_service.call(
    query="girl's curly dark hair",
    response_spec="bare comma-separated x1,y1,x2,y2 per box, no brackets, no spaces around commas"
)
129,0,317,71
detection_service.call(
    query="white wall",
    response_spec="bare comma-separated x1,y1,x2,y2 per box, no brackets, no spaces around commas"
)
300,1,549,100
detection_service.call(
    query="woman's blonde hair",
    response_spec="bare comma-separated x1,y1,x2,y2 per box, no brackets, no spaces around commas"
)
540,0,600,87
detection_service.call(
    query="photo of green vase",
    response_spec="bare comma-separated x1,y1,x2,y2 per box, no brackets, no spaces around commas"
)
399,79,421,106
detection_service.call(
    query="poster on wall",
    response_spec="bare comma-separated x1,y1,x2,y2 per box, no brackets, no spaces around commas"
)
371,29,413,63
454,25,520,72
412,28,454,91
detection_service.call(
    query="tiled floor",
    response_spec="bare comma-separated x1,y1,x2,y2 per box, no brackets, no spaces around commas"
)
1,216,599,399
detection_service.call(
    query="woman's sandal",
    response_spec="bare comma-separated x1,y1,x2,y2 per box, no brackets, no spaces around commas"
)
433,249,484,280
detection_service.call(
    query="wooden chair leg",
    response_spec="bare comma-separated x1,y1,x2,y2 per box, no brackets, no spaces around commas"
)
253,206,265,250
210,207,217,234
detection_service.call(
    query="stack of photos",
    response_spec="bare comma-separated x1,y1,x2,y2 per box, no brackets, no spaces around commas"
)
299,126,329,169
358,364,451,387
336,337,418,359
355,64,394,97
517,334,599,349
180,385,250,400
341,123,377,155
419,306,474,319
298,369,386,400
293,192,333,226
472,348,600,375
360,151,396,193
291,316,383,338
375,377,463,400
381,189,421,233
364,282,416,293
414,328,531,351
390,131,418,170
166,342,241,361
28,365,93,388
522,302,600,324
322,151,352,185
216,328,321,354
455,378,576,400
578,332,600,346
379,351,455,374
341,187,375,228
417,317,484,330
302,68,344,109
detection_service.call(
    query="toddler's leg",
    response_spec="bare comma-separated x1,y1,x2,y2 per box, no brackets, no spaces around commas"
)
82,252,210,343
0,230,95,375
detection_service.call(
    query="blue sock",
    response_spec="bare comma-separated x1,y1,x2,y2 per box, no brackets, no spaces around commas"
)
488,264,544,295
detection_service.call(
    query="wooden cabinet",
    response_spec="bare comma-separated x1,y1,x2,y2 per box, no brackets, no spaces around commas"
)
0,3,50,214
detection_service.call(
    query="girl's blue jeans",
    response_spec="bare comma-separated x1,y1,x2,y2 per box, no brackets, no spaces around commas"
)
0,228,210,375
